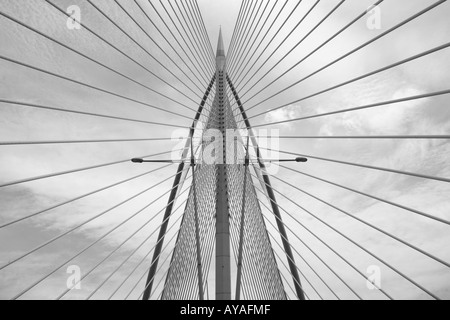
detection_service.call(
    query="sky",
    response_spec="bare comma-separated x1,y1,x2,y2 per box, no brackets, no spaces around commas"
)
0,0,449,300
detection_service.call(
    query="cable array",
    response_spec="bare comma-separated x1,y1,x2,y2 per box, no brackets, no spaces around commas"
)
1,0,448,300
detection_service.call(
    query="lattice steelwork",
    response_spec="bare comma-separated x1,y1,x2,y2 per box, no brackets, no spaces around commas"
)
227,151,287,300
161,163,216,300
162,31,286,300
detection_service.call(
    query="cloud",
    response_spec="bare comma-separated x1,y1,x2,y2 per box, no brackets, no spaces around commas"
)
264,105,300,129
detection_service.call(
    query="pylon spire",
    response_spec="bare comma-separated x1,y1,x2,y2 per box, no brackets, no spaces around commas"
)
215,29,231,300
217,27,226,57
216,28,226,72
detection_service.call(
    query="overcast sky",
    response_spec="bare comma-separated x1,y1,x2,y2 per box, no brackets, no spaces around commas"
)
0,0,449,300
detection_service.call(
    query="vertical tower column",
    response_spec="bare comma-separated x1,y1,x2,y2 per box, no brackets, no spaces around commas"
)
215,29,232,300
